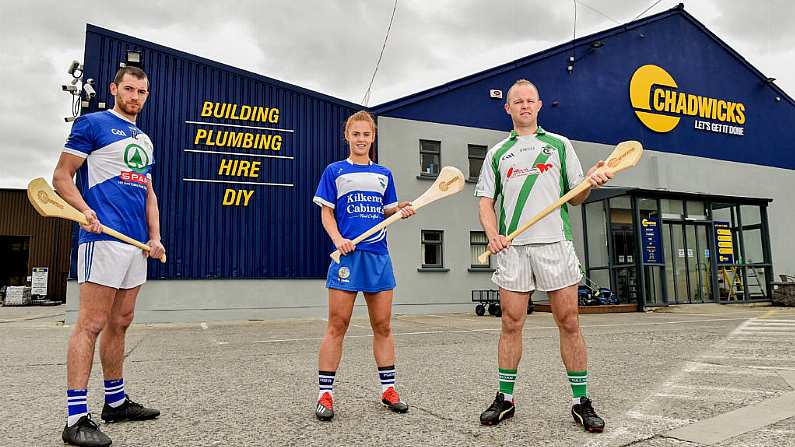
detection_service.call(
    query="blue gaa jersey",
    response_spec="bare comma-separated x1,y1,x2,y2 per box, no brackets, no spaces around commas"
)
313,159,399,254
63,110,155,244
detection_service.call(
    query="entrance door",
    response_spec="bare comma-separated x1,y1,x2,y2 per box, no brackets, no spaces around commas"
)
663,223,713,303
0,236,30,289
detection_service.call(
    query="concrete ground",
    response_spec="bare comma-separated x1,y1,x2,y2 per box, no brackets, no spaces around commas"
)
1,303,794,446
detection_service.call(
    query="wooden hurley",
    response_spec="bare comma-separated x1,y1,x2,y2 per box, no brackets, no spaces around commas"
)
27,177,166,263
330,166,466,263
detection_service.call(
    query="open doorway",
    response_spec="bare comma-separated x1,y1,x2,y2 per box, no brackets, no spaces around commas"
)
0,236,30,289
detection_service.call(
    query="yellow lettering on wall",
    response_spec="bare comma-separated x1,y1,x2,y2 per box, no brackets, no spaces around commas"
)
194,129,207,145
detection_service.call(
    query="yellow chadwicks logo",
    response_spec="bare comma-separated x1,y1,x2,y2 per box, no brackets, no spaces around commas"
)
629,65,746,134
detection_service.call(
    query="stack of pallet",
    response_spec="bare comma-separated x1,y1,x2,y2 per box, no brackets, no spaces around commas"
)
4,286,32,306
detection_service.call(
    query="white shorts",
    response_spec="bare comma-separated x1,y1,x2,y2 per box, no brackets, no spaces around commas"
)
491,241,582,293
77,241,148,289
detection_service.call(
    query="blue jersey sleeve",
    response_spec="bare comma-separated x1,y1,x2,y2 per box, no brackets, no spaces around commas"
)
63,115,95,157
312,166,337,208
383,171,398,210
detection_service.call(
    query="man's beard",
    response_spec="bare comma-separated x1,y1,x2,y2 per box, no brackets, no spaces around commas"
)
118,99,140,116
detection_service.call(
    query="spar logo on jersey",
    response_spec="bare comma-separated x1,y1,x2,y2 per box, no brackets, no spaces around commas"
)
120,171,147,185
124,144,149,173
507,163,553,179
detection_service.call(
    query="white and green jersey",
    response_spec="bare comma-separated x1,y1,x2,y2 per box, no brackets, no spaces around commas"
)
475,127,585,245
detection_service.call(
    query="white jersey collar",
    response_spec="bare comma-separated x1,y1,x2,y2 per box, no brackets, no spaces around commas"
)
108,108,137,125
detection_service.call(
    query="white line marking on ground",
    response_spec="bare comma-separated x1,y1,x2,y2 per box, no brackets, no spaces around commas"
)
626,410,696,425
665,391,795,444
200,322,208,330
668,384,777,395
738,326,795,331
232,317,750,346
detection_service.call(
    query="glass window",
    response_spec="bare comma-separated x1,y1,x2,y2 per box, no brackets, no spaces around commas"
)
468,144,487,180
419,140,441,177
685,201,707,220
586,202,608,268
711,203,734,224
421,230,444,268
610,196,633,266
661,199,683,219
744,266,767,298
588,269,611,291
644,265,665,306
740,205,761,226
742,228,764,265
470,231,490,268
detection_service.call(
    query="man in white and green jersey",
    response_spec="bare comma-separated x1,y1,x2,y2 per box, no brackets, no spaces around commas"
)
475,79,612,432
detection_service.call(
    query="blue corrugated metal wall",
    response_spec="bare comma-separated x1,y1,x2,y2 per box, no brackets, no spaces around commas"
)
373,8,795,170
73,25,360,279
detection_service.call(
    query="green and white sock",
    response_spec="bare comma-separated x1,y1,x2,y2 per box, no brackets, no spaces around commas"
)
568,370,588,405
499,368,517,403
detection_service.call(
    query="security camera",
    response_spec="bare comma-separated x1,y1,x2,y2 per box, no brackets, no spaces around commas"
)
68,60,83,76
64,116,77,123
62,84,78,93
83,79,96,99
83,83,96,99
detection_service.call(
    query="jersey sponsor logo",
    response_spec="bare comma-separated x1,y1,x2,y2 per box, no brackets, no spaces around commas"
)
542,145,553,155
128,127,141,140
507,163,552,179
629,64,746,135
124,144,150,174
111,128,127,137
501,153,515,161
120,171,147,185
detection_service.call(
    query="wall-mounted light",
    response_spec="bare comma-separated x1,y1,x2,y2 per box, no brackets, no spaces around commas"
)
126,50,142,67
590,40,605,49
765,77,776,84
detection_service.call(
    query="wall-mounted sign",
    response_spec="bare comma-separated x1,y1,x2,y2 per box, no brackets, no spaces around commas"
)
183,101,295,207
629,65,745,136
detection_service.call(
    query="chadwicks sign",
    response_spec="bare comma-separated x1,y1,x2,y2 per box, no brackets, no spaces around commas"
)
629,64,746,136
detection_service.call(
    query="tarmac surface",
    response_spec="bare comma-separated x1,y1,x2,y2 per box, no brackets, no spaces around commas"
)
1,303,794,446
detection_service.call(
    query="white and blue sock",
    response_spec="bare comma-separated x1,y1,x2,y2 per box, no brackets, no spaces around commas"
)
104,378,126,408
378,365,396,393
319,370,335,400
67,389,88,427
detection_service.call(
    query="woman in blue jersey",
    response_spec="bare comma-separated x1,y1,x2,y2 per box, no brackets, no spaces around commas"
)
312,111,415,421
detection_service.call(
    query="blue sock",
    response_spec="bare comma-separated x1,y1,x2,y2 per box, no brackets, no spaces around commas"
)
378,365,396,393
67,389,88,427
104,378,126,408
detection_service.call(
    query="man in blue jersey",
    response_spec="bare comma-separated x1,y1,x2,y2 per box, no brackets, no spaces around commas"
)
53,66,163,447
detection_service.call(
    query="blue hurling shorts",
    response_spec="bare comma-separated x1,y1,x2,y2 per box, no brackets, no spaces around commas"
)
326,250,396,293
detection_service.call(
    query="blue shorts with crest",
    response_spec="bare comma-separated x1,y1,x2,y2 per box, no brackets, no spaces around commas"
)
326,250,396,293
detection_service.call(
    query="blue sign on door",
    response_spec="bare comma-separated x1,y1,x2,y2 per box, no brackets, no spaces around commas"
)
641,217,663,264
714,221,735,265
